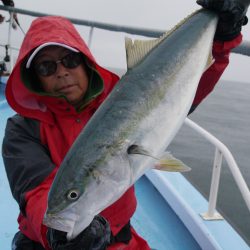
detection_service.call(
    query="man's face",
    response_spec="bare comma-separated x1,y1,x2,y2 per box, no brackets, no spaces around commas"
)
33,46,89,107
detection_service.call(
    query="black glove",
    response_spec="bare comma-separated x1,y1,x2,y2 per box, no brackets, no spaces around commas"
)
0,14,5,24
47,215,111,250
197,0,249,41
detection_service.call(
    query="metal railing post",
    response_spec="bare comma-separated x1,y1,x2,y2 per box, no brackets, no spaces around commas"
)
6,11,13,73
201,148,223,220
87,27,94,48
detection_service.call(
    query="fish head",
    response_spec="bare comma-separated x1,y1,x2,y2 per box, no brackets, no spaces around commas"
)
43,170,88,234
46,168,88,215
43,140,133,239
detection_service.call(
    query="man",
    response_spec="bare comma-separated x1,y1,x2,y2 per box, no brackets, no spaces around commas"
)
2,0,249,249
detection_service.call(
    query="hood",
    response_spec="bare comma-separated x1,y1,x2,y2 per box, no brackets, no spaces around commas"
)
6,16,119,124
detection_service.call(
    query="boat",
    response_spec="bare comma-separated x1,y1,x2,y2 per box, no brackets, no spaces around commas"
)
0,5,250,250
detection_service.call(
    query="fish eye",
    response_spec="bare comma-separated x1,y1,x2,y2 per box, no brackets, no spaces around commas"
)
66,189,80,201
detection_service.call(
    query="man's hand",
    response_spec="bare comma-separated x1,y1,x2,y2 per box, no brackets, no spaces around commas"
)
12,12,19,28
197,0,249,41
47,215,111,250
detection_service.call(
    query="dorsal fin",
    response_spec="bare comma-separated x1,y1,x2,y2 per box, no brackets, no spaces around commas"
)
125,37,166,69
125,9,201,69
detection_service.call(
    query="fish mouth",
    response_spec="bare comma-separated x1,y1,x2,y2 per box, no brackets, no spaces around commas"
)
43,214,69,233
43,209,78,234
43,209,93,240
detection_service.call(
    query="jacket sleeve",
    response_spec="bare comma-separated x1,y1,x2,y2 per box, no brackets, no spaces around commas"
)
189,34,243,114
2,114,55,248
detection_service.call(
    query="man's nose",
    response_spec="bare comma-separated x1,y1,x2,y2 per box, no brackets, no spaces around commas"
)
56,60,69,77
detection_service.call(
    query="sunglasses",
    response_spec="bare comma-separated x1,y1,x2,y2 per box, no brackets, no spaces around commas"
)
34,52,82,77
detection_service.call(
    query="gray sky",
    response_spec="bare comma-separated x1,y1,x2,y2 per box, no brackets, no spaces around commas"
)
1,0,250,83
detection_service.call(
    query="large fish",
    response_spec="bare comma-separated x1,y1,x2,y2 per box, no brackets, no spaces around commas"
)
43,9,218,239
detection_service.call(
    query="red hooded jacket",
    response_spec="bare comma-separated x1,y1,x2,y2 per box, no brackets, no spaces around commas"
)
2,16,242,249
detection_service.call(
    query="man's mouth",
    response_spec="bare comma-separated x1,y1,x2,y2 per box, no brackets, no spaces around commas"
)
57,84,76,92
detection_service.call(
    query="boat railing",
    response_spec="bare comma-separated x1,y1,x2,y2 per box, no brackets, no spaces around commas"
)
0,5,250,56
1,4,250,220
185,118,250,220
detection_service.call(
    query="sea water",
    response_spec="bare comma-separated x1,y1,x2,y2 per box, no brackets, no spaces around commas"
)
169,79,250,246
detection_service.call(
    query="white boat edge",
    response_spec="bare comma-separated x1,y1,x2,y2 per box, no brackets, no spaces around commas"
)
146,169,249,250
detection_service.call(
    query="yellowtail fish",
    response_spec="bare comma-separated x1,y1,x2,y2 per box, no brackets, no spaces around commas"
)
44,9,218,240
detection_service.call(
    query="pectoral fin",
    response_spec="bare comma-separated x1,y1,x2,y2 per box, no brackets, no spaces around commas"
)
127,144,156,158
127,145,191,172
